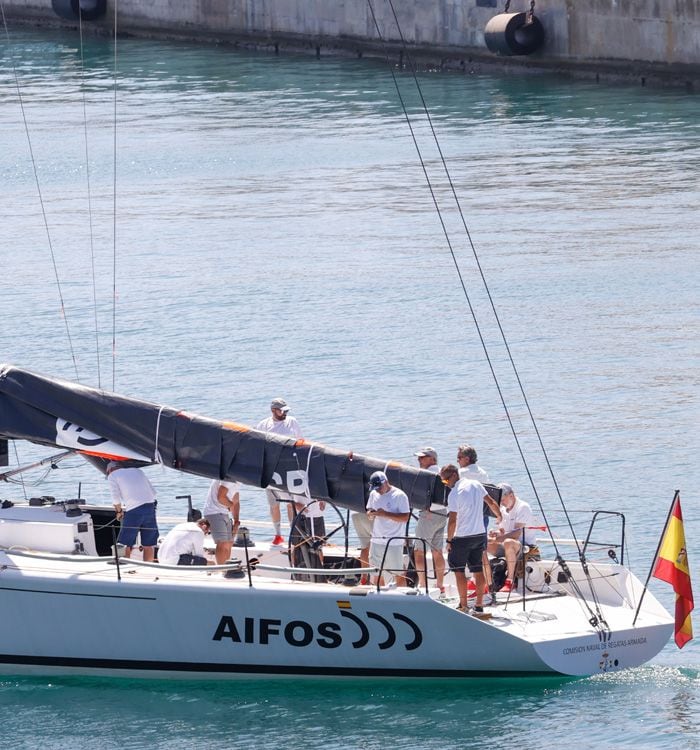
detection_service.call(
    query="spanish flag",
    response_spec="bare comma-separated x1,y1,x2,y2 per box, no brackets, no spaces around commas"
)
653,493,694,648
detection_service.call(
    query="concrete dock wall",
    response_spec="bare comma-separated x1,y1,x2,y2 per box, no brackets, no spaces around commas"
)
5,0,700,85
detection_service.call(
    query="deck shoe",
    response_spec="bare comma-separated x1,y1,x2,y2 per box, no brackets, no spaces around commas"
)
271,535,285,546
501,579,514,594
470,606,493,621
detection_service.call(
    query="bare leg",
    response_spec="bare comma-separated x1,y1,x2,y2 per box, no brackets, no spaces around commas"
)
215,540,233,565
270,502,281,529
504,539,521,582
481,551,493,597
142,546,155,563
123,546,133,558
414,547,427,589
474,571,487,608
455,570,469,608
432,548,445,590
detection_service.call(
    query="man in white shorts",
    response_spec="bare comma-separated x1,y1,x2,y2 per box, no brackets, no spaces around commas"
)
412,447,447,593
257,397,303,546
351,511,373,584
203,479,240,564
366,471,410,586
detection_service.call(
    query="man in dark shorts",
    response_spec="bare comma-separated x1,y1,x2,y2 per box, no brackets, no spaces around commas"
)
440,464,502,617
107,461,159,561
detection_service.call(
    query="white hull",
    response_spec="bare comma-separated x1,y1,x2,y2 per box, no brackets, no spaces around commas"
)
0,548,672,679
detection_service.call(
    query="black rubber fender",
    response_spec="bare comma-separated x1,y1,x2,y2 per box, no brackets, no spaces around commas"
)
51,0,107,22
484,12,545,56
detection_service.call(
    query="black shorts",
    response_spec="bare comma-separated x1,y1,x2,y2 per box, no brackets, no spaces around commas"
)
448,534,486,573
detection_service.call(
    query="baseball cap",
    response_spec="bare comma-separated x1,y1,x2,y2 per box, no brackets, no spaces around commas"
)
368,471,388,489
413,446,437,460
270,397,290,412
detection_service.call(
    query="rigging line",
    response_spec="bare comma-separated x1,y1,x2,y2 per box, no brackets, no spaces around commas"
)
11,441,27,501
381,1,607,633
78,8,102,388
382,0,581,556
111,0,118,391
1,4,81,383
366,0,560,557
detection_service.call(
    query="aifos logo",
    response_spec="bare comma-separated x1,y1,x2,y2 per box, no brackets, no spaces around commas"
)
213,612,423,651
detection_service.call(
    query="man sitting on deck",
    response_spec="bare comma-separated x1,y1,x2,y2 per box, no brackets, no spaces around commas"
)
487,482,541,594
158,518,211,566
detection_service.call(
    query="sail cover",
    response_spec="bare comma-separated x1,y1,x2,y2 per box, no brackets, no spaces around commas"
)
0,364,445,513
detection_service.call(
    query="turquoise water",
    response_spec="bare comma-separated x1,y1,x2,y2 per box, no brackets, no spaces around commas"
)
0,29,698,748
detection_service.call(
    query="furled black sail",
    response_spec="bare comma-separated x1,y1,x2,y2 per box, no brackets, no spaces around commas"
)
0,364,445,513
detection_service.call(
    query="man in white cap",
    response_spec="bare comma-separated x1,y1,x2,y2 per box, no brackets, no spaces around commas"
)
366,471,410,586
412,447,447,594
257,397,303,546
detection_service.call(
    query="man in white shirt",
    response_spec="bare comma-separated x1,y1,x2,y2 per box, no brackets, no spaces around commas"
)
441,464,502,617
487,482,541,593
456,444,490,483
203,479,241,564
457,443,493,553
412,447,446,593
158,518,211,566
366,471,410,586
107,462,159,561
256,397,303,546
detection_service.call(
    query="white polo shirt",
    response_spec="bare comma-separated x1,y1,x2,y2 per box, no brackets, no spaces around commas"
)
500,496,539,545
368,486,410,548
108,467,156,512
256,415,303,439
203,480,240,516
458,464,490,484
447,478,488,537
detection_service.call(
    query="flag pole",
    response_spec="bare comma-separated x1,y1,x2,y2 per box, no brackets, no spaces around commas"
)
632,490,680,626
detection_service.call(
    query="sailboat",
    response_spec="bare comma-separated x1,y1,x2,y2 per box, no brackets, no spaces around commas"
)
0,8,677,678
0,363,673,677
